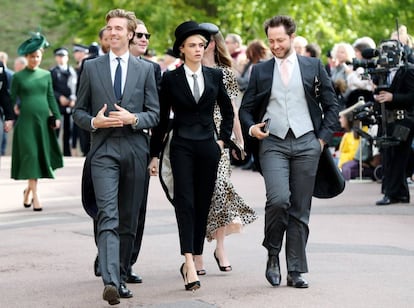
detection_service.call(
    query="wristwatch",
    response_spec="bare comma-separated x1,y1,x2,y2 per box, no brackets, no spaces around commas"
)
131,114,139,129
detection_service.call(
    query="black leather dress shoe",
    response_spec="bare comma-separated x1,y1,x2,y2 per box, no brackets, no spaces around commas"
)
94,255,101,277
376,196,410,206
126,272,143,283
118,283,133,298
265,255,281,286
103,285,120,305
287,272,309,288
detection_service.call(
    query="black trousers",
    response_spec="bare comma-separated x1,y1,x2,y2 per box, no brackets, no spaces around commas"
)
382,121,414,199
60,112,72,156
170,135,220,255
129,166,150,271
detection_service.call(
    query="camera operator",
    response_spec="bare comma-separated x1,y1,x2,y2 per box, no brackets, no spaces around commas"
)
374,62,414,205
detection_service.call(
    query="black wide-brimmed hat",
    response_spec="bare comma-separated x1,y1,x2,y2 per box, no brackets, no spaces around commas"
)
172,21,210,57
17,31,49,56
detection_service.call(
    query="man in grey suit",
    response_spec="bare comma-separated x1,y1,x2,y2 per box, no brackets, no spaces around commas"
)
73,9,159,305
239,15,338,288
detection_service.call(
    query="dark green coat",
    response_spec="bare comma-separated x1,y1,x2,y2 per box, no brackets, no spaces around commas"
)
11,67,63,179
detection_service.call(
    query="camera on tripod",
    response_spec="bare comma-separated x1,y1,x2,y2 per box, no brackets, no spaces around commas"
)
352,39,404,72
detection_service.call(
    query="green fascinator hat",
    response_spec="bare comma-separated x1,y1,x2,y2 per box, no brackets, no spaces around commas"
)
18,30,50,56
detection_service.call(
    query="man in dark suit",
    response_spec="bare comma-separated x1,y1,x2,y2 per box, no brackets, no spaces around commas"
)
50,47,77,156
374,62,414,205
239,15,338,288
125,19,161,284
73,9,159,305
0,60,14,151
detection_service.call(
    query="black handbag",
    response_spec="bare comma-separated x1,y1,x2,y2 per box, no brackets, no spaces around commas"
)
48,115,56,128
228,138,248,163
313,147,346,198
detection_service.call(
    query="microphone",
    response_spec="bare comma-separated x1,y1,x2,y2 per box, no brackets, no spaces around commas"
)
361,48,379,59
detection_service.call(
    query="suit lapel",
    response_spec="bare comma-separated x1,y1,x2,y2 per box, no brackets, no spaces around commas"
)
96,54,116,102
122,56,139,104
200,67,213,105
176,66,195,104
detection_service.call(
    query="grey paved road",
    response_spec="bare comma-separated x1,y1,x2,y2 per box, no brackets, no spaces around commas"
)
1,156,414,308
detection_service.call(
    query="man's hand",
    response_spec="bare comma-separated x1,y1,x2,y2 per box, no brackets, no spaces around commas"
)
374,91,393,104
59,95,70,106
251,122,270,140
92,104,124,128
3,120,13,132
108,103,136,125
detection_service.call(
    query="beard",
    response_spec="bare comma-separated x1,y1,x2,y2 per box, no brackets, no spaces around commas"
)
272,45,292,59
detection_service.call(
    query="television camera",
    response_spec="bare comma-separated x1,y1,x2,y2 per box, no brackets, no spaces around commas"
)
350,39,408,148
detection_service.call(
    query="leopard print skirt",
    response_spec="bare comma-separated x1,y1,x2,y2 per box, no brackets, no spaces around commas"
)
206,149,258,242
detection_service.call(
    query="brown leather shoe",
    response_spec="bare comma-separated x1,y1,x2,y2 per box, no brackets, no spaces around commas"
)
103,285,120,305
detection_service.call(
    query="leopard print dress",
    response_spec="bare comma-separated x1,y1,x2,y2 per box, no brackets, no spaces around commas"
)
206,65,258,242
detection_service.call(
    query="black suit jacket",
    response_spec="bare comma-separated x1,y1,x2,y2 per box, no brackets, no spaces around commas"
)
141,58,161,92
239,55,344,197
386,65,414,112
150,65,234,157
0,61,13,120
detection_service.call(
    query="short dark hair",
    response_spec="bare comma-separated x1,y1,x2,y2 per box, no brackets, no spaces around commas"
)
305,43,321,58
263,15,296,36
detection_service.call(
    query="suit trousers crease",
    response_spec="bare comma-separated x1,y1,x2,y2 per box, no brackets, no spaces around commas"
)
260,131,320,273
91,134,147,287
170,135,220,255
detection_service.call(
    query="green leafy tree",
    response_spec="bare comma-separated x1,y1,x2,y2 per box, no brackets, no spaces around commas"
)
42,0,414,61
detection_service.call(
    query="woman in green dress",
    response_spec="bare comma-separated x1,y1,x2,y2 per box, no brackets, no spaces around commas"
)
11,33,63,211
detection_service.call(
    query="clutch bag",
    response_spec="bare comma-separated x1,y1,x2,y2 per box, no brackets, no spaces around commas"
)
228,139,247,162
48,115,56,128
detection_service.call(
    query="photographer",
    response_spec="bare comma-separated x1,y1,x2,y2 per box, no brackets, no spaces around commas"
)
374,62,414,205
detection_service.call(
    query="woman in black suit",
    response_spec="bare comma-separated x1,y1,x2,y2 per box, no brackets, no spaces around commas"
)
148,21,234,290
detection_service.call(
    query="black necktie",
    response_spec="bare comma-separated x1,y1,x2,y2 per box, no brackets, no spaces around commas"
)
114,57,122,101
192,74,200,102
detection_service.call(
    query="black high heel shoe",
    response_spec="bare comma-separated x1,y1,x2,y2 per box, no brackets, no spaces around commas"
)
180,263,200,291
179,263,187,288
214,250,232,272
23,190,32,208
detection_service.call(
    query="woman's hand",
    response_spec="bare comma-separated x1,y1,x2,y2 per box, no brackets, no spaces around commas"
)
216,140,224,151
148,157,159,176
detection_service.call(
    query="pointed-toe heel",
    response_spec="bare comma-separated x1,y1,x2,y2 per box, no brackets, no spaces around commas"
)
185,280,201,291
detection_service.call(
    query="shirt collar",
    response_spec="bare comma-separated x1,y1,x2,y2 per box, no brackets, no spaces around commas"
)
183,64,202,78
275,51,297,66
109,50,130,63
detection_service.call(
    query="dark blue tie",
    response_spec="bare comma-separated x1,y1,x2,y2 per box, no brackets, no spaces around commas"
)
114,57,122,101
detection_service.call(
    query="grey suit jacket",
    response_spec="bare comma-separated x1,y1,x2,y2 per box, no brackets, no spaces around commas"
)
73,54,159,153
73,54,160,218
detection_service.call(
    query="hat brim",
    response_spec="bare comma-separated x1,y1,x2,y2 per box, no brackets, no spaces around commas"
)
173,29,211,57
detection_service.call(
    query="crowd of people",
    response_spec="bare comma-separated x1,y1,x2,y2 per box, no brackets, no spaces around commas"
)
1,7,414,306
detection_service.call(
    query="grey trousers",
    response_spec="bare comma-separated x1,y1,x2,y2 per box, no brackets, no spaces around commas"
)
260,130,321,273
91,134,147,288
